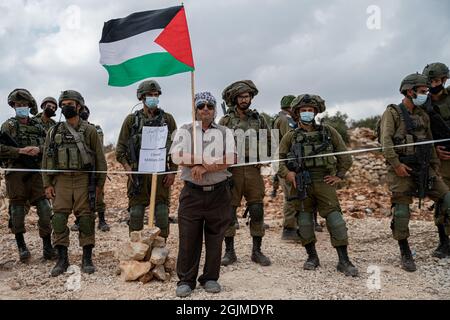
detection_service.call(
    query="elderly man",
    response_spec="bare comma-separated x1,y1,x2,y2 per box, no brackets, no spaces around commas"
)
171,92,235,298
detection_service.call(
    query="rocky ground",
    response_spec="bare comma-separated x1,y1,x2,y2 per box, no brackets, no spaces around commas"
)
0,129,449,300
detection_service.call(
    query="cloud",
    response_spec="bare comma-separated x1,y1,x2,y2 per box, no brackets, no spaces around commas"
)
1,0,449,144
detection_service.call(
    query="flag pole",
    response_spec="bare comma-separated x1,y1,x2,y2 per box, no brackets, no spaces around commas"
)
191,71,199,163
148,173,157,228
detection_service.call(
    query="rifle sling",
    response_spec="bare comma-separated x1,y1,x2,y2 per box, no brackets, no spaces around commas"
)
63,122,92,167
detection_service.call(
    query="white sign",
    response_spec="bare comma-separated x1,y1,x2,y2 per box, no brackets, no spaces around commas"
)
141,126,168,150
138,149,167,173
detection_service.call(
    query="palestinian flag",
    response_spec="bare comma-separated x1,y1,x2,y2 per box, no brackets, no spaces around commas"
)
100,5,195,87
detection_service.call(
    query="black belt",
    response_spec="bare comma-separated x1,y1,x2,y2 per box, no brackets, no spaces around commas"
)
185,179,229,192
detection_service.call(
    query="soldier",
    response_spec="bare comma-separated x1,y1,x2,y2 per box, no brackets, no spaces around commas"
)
278,94,358,277
219,80,271,267
35,97,58,133
0,89,55,262
422,63,450,258
42,90,107,276
379,73,450,272
70,106,110,232
116,80,177,238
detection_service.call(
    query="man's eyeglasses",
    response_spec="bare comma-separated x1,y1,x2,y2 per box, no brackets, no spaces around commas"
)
196,104,215,111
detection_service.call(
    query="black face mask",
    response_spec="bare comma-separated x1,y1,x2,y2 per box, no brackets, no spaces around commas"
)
79,111,89,121
430,84,444,95
61,105,78,119
44,108,56,118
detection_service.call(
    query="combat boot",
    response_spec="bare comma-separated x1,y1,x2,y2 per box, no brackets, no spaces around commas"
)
15,233,30,263
251,237,271,266
81,245,96,274
432,224,449,259
303,242,320,270
270,188,277,198
398,239,416,272
97,211,110,232
221,237,237,266
42,235,57,260
51,246,69,277
281,227,301,241
336,246,359,277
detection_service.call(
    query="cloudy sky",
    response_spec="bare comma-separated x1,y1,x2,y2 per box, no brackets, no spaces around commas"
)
1,0,449,144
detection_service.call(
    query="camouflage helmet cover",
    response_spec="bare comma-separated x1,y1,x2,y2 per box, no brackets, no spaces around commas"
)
7,88,38,115
40,97,58,109
291,94,326,114
137,80,162,100
399,73,429,93
422,62,450,80
222,80,259,106
280,95,295,109
58,90,85,107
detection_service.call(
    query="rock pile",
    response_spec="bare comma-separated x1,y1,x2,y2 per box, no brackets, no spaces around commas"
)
116,227,175,284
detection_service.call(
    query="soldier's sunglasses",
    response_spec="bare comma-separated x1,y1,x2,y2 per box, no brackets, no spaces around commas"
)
196,104,215,111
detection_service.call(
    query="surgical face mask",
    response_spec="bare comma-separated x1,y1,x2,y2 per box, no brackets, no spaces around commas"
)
300,111,315,123
430,84,444,95
412,93,428,106
61,105,78,119
15,107,30,118
145,97,159,108
44,107,56,118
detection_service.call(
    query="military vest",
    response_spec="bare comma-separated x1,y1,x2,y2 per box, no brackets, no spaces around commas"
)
128,109,169,168
46,121,94,171
291,125,336,173
388,104,429,156
4,117,46,168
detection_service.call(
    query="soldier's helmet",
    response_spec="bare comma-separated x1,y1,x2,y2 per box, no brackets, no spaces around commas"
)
58,90,85,107
399,73,429,94
137,80,162,100
40,97,58,110
7,88,38,115
280,95,295,109
291,94,326,114
422,63,450,80
222,80,259,107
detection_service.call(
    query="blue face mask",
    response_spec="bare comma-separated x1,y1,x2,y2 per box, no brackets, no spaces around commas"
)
15,107,30,118
145,97,159,108
412,93,428,106
300,111,315,123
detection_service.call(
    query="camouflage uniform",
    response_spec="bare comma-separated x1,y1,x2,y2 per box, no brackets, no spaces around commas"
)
278,94,358,277
116,80,177,238
380,73,450,271
219,80,272,266
0,89,54,262
42,90,107,276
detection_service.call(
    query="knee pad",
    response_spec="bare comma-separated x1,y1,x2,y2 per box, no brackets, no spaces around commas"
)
326,211,348,241
249,203,264,223
392,203,410,233
155,203,169,230
10,205,25,232
52,213,69,234
129,205,145,231
78,214,95,236
36,199,52,222
297,212,315,242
